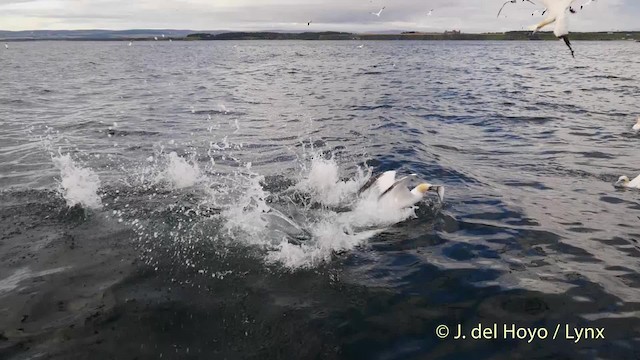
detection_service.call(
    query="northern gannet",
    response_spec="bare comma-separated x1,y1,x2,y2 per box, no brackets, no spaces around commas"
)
427,9,434,16
371,6,385,17
633,116,640,132
530,0,579,58
615,174,640,189
358,171,444,209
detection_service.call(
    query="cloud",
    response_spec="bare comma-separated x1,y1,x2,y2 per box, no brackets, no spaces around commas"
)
0,0,637,32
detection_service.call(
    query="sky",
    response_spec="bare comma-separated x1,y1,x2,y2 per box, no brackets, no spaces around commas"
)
0,0,639,32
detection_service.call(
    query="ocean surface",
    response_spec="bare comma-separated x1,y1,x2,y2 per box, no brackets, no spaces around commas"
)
1,40,640,359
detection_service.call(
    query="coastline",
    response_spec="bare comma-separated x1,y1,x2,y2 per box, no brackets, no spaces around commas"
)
1,30,639,42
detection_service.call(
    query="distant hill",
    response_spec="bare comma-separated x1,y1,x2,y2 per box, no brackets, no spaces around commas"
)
1,29,639,41
185,32,355,41
0,29,219,40
187,31,640,41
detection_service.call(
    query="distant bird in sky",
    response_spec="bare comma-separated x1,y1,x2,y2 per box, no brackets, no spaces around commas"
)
497,0,536,18
371,6,385,17
427,9,434,16
307,20,312,26
530,0,579,58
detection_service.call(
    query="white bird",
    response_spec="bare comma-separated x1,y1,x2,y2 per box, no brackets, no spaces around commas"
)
371,6,385,17
161,34,165,38
4,43,8,49
615,174,640,189
357,44,364,48
128,41,132,46
357,170,444,210
154,36,158,41
427,9,434,16
530,0,578,58
632,116,640,132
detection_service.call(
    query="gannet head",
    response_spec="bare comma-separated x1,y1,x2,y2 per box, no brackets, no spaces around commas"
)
615,176,630,187
413,183,445,202
633,117,640,131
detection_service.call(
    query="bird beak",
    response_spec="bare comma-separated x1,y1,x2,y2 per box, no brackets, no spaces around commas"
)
429,185,445,202
614,179,625,188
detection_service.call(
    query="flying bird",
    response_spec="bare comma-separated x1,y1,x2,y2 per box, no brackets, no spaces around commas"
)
497,0,536,18
358,171,444,210
615,174,640,189
427,9,434,16
307,20,312,26
371,6,385,17
530,0,579,58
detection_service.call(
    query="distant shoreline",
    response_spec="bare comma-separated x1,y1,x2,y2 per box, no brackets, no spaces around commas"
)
2,30,639,42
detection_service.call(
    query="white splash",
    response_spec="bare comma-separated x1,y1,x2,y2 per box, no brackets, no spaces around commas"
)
217,153,416,270
52,153,103,209
296,154,365,207
160,152,202,189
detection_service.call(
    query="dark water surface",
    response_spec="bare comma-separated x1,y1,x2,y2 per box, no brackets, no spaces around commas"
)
1,40,640,359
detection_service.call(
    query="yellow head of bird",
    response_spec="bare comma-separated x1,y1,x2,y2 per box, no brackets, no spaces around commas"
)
416,183,431,194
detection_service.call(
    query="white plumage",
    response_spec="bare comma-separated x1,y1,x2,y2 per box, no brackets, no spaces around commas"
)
632,117,640,132
358,171,444,210
615,174,640,189
530,0,578,57
370,7,385,17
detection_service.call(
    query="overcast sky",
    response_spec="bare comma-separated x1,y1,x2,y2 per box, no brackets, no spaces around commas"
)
0,0,638,32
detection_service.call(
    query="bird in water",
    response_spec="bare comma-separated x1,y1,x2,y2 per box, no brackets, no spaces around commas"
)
615,174,640,189
357,171,444,210
632,116,640,132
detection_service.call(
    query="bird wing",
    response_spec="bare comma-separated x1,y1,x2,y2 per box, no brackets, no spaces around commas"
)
540,0,577,16
357,172,383,195
375,171,397,194
357,170,396,195
497,0,514,18
628,174,640,188
378,174,419,209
